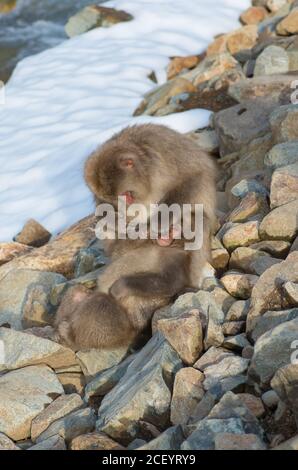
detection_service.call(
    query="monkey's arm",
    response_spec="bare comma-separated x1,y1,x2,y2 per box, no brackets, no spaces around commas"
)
110,254,188,300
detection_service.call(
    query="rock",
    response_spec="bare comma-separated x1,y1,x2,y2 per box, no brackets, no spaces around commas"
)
194,346,233,371
28,435,66,450
284,281,298,304
65,5,133,37
215,432,266,450
14,219,51,248
262,390,280,408
170,368,205,425
167,55,200,80
259,200,298,241
0,269,66,329
212,246,230,270
0,215,97,281
76,346,129,379
226,300,250,321
223,333,250,352
273,434,298,450
0,0,16,14
70,432,124,450
265,141,298,169
250,240,290,258
205,304,225,349
207,26,258,55
35,408,96,444
254,46,290,76
252,308,298,341
222,321,245,336
220,271,259,299
270,163,298,208
84,354,135,402
291,235,298,252
57,372,85,396
228,192,268,223
242,345,255,359
31,394,83,441
240,6,268,25
271,364,298,425
0,242,32,266
138,426,184,450
249,318,298,385
206,391,264,437
182,53,239,87
237,393,265,418
214,99,276,157
270,105,298,143
187,129,219,154
276,8,298,35
182,418,246,450
247,252,298,332
133,78,196,116
229,74,297,103
267,0,290,13
0,328,76,372
0,365,64,440
231,179,268,199
203,356,249,391
229,247,280,276
157,310,203,365
222,221,260,250
96,333,182,443
0,432,20,450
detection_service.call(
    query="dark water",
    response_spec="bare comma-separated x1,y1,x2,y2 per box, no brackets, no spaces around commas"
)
0,0,105,82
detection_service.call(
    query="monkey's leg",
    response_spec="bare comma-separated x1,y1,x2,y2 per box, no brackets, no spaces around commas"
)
56,292,138,351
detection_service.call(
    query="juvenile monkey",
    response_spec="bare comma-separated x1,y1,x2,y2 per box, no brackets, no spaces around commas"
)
55,124,217,350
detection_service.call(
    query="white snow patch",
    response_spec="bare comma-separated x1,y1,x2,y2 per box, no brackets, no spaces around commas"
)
0,0,250,240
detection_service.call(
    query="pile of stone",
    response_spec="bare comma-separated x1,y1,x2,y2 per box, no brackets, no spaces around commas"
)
0,0,297,451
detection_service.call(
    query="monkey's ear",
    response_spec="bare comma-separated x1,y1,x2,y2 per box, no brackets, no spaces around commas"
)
118,155,135,169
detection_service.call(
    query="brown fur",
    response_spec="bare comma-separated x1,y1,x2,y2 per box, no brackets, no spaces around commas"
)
55,124,217,350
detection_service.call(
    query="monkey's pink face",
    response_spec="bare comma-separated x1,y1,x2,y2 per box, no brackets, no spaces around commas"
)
100,151,151,207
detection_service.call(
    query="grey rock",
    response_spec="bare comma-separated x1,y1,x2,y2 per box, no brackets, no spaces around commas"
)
181,418,245,450
84,354,135,402
28,435,66,450
265,141,298,169
262,390,279,409
249,318,298,385
252,308,298,342
0,269,66,329
0,365,64,441
254,45,289,76
96,333,182,443
214,99,277,157
271,364,298,426
203,355,249,391
36,408,96,444
76,346,130,379
270,104,298,143
138,426,184,450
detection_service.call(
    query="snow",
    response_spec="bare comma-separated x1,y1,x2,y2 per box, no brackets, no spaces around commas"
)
0,0,250,241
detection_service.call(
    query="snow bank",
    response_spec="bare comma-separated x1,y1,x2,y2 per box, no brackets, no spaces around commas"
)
0,0,250,240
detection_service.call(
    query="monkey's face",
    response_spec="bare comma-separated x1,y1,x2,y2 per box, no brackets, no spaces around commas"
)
85,146,152,210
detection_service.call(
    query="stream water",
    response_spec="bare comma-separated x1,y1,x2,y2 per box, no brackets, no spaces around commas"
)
0,0,104,82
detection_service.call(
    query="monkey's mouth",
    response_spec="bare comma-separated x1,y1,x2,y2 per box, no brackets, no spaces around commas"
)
119,191,135,205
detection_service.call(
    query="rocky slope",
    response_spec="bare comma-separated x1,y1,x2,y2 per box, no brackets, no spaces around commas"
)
0,0,297,451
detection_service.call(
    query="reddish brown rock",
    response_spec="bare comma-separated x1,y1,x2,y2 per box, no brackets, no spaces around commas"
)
0,215,97,281
167,55,200,80
0,242,32,266
238,393,265,418
171,368,205,425
215,433,266,450
70,432,124,450
277,8,298,35
15,219,51,247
